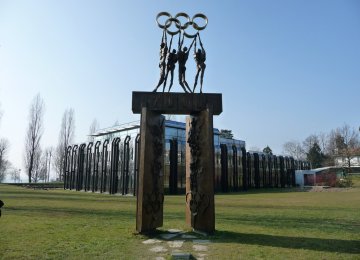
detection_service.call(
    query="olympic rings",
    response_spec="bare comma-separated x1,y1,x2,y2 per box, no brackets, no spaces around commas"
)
174,12,190,30
156,12,171,29
192,13,208,30
165,18,181,35
156,12,208,37
182,21,197,38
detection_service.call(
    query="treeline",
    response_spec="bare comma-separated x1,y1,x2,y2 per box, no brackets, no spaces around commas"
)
0,103,10,182
283,124,360,170
0,93,102,183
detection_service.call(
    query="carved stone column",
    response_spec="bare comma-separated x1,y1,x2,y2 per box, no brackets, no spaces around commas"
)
185,108,215,233
136,107,165,233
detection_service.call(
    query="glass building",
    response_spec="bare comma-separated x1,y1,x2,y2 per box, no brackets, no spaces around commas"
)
64,120,308,195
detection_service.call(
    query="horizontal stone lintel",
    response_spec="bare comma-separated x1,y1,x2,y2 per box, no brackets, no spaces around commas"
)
132,92,222,115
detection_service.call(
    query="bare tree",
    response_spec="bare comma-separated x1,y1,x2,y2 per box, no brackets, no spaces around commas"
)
88,118,100,142
45,147,53,182
9,167,21,183
0,102,3,125
318,132,329,154
33,150,48,182
302,134,319,154
0,138,10,182
24,94,44,183
54,108,75,181
330,124,360,170
283,141,306,160
30,147,43,182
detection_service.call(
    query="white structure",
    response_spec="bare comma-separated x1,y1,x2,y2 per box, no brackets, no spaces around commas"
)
334,156,360,167
295,167,336,187
295,170,316,187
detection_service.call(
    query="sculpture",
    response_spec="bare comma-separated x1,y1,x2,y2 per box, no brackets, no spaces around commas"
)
177,35,195,93
163,36,178,92
153,31,168,92
153,12,208,93
193,33,206,93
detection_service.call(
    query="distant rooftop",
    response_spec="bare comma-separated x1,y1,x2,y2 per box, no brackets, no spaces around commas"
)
90,120,140,137
91,120,221,137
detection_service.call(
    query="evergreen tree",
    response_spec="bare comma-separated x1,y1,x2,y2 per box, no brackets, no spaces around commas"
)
307,142,324,168
263,145,273,155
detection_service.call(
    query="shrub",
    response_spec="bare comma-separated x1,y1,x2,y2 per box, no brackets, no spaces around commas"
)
336,177,353,187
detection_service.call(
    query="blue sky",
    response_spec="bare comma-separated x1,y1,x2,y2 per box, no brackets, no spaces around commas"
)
0,0,359,180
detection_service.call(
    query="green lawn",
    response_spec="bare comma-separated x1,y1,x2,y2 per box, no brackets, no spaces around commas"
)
0,183,359,259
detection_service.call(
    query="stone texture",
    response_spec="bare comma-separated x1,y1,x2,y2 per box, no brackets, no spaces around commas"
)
159,233,178,240
136,108,165,233
167,240,184,248
168,229,183,233
150,246,168,253
192,240,211,244
192,245,208,252
142,239,162,244
132,92,222,115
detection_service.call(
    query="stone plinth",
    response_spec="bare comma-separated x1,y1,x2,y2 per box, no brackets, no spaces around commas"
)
132,92,222,115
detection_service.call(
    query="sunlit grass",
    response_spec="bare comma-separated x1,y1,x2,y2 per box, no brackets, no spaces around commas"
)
0,182,359,259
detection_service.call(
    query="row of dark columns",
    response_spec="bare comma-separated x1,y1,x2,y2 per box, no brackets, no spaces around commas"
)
64,137,310,195
216,145,309,191
64,135,138,195
168,140,309,193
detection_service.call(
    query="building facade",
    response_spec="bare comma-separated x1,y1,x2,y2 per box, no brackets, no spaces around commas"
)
64,120,309,195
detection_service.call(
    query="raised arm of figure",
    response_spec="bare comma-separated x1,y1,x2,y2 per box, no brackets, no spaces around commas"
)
187,36,196,53
194,37,197,54
169,35,174,50
179,33,185,50
198,33,205,52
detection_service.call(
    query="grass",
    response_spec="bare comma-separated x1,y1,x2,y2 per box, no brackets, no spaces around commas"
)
0,180,360,259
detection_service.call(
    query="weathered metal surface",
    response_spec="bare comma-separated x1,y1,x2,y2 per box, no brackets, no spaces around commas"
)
185,109,215,234
136,108,165,233
132,92,222,115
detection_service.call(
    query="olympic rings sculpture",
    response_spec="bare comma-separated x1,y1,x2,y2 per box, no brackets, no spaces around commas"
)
156,12,208,38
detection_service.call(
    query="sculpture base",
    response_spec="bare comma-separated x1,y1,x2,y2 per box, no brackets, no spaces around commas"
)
132,92,222,115
133,91,221,234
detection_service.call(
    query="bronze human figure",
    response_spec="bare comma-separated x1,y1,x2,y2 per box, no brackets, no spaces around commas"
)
153,31,168,92
193,33,206,93
177,34,195,93
163,36,178,92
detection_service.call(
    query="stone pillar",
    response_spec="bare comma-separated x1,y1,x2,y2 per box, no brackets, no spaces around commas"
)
185,108,215,234
136,107,165,233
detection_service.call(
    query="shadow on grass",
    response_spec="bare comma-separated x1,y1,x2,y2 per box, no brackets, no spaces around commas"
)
217,214,360,232
215,188,305,196
213,230,360,254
